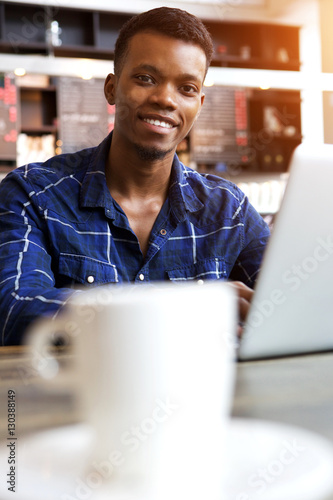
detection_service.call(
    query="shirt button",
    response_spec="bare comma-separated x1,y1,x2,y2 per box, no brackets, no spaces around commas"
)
139,273,145,281
87,275,95,284
160,229,167,235
197,279,204,285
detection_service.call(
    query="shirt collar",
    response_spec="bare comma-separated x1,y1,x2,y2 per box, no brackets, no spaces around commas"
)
80,133,113,209
80,132,204,220
168,155,204,222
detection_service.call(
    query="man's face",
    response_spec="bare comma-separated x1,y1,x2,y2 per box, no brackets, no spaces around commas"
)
105,31,206,161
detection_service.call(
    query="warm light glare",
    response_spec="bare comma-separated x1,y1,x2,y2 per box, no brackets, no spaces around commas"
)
78,59,93,80
204,75,215,87
14,68,26,77
80,72,93,80
259,84,270,90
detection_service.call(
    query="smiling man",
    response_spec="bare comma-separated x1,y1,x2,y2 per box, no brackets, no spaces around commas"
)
104,29,207,257
0,7,270,345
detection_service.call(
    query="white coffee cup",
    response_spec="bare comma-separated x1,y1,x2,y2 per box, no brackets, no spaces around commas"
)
27,281,237,499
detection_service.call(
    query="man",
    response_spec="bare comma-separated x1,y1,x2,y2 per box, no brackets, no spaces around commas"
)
0,7,269,345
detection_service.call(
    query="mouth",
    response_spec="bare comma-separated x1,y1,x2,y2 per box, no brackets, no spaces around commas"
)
140,113,178,133
142,118,174,129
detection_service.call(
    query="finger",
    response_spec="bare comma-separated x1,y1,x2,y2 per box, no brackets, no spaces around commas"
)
237,322,244,339
228,281,253,303
238,296,251,322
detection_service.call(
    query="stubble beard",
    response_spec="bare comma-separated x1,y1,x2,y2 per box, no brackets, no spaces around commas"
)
134,143,174,161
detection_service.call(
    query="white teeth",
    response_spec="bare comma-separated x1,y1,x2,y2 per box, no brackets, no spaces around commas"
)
144,118,173,129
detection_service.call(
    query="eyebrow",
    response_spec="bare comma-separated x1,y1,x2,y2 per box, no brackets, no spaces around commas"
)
132,64,202,83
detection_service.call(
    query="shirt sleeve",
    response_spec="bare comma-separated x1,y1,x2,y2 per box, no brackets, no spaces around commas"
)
228,195,270,288
0,172,76,345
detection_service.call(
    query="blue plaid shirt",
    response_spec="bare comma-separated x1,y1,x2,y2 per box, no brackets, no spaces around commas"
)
0,133,269,345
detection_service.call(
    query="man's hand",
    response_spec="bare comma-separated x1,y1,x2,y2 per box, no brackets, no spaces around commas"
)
228,281,254,337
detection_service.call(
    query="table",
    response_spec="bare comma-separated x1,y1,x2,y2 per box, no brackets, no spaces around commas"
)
0,346,78,436
1,346,333,442
1,347,333,500
232,352,333,442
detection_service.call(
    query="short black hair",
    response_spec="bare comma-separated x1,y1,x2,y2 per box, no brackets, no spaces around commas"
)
114,7,213,77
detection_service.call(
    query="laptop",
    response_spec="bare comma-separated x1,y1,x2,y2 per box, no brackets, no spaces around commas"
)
238,142,333,360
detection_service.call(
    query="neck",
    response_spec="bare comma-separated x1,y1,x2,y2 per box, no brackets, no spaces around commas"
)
106,133,175,200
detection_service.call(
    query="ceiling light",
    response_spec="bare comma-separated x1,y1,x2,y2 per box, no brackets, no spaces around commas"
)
14,68,26,77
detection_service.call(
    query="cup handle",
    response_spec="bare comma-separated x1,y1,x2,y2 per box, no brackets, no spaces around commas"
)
25,315,72,380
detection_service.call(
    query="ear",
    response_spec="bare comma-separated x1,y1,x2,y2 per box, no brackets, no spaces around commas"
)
200,92,205,107
194,93,205,122
104,73,117,105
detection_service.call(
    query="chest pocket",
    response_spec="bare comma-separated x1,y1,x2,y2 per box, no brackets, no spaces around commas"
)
58,253,118,286
166,258,226,282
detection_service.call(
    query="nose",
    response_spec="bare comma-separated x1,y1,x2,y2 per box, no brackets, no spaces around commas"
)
149,83,177,110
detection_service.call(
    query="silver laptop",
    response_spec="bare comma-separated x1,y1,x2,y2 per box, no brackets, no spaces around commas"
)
238,142,333,360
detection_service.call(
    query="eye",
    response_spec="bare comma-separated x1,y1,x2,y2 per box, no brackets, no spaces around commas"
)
180,84,199,95
136,74,155,84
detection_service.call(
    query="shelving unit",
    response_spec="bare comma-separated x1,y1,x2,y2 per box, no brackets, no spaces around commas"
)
19,86,57,134
1,2,49,55
190,87,301,175
246,88,302,172
0,2,133,60
13,76,57,168
0,2,299,71
205,21,300,71
96,12,131,54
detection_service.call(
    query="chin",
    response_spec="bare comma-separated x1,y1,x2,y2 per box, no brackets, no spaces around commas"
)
134,143,173,161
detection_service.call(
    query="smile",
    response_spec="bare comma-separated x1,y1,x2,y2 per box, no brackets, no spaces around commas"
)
143,118,174,129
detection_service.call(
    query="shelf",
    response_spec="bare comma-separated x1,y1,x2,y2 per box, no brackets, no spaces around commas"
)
248,89,302,103
16,82,58,167
19,87,57,131
53,45,115,61
252,134,302,142
3,2,47,47
95,12,132,51
17,85,57,92
0,2,300,72
20,126,57,134
0,155,16,161
53,9,95,47
0,41,48,55
212,56,300,71
205,19,300,72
